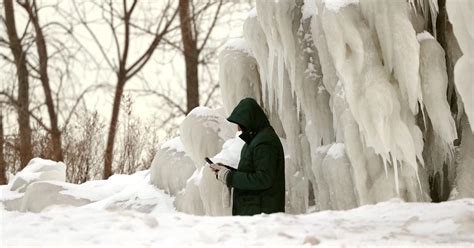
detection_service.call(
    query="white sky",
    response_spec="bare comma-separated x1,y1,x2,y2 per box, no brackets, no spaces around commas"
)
0,0,254,139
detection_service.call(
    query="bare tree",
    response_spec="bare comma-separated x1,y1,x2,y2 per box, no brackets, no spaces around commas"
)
3,0,33,168
0,108,7,184
17,0,63,162
178,0,223,113
71,0,179,179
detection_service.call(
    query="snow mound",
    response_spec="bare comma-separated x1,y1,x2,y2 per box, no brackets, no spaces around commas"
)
1,166,176,214
9,158,66,192
4,181,92,213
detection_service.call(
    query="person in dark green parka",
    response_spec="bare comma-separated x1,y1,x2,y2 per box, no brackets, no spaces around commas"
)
210,98,285,216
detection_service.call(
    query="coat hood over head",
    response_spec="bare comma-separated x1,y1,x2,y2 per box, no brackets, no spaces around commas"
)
227,98,269,133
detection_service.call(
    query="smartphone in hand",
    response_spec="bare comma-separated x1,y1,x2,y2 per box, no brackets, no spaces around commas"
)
205,157,214,165
204,157,236,171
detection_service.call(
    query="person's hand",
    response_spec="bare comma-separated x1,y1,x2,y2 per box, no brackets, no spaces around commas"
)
209,163,224,173
210,163,230,184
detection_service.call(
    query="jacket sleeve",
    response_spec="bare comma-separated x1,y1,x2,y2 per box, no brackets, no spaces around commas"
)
226,143,277,190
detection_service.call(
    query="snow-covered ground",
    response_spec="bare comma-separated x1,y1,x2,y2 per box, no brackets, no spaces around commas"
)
1,170,473,247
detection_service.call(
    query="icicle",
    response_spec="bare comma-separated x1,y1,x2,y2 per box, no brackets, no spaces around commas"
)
392,155,400,196
418,31,458,177
319,3,422,194
360,0,423,114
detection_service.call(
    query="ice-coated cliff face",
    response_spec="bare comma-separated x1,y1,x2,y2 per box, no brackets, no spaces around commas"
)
216,0,471,213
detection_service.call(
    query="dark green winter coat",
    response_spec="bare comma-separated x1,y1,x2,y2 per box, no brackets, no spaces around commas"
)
225,98,285,216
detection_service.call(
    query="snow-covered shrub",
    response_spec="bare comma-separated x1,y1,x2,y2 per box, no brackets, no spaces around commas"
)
150,137,195,196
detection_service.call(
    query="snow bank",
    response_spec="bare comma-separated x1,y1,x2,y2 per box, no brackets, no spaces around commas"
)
2,197,473,246
1,161,176,214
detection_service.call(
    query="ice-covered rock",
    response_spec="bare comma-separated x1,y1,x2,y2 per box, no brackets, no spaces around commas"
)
150,137,195,196
9,158,66,192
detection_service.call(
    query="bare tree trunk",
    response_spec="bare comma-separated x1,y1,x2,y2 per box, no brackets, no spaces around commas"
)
70,0,178,179
104,78,126,179
4,0,33,168
0,112,7,185
179,0,200,113
21,0,63,161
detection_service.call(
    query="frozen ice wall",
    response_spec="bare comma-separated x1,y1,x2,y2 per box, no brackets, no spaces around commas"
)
215,0,472,212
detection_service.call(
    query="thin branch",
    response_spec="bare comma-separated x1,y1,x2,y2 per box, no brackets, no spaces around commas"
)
61,84,109,132
72,0,116,71
198,0,223,53
126,5,179,79
203,83,219,107
128,88,187,115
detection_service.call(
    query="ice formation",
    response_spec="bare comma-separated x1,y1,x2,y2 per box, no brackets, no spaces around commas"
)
211,0,472,213
218,38,262,115
147,0,471,215
446,1,474,128
179,106,236,167
150,137,195,196
174,107,238,216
